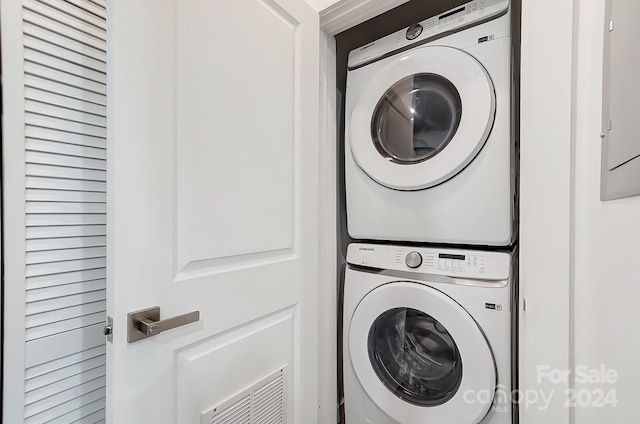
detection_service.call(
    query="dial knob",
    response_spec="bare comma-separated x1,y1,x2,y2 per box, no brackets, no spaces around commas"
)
405,251,423,269
406,23,423,40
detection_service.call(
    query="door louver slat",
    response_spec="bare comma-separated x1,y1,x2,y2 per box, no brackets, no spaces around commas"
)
25,87,107,116
23,5,105,44
36,0,107,31
26,202,106,215
27,167,105,182
24,74,107,106
25,345,106,380
26,224,107,240
26,257,107,278
26,290,105,314
64,0,106,19
25,324,104,368
26,278,106,302
25,366,106,405
22,20,106,62
46,402,105,424
26,213,107,226
25,352,105,391
26,189,106,203
24,385,105,422
26,269,106,292
26,165,106,184
23,1,106,46
26,176,106,192
26,245,106,264
25,112,107,138
26,126,106,149
26,152,107,172
26,99,107,127
19,1,107,422
26,235,107,251
23,36,106,74
24,61,106,94
26,311,106,341
24,50,107,85
88,0,106,11
26,138,106,160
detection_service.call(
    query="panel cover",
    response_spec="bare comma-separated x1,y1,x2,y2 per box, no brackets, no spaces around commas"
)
601,0,640,200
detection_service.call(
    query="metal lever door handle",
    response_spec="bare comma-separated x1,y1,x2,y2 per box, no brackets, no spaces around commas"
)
138,311,200,336
128,306,200,343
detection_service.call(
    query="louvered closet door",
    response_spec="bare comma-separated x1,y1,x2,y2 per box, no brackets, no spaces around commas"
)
2,0,107,423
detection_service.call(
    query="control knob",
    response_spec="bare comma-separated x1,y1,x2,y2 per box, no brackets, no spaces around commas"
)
406,23,423,40
405,251,423,269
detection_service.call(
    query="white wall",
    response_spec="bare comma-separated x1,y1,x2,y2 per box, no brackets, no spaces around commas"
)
573,0,640,422
519,0,574,421
522,0,640,422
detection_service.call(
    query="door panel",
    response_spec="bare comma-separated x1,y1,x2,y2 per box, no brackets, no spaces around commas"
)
175,0,297,272
107,0,320,422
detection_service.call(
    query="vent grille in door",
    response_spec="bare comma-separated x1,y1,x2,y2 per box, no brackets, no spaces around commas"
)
202,366,288,424
252,373,285,423
210,395,251,424
20,0,107,423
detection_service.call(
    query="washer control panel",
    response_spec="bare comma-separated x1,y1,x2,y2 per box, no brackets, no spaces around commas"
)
348,243,510,281
405,251,423,268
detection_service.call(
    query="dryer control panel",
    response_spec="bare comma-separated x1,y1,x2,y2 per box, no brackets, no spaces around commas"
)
348,0,510,69
347,243,511,281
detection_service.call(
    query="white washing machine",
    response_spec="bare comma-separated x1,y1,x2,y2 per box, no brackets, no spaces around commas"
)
345,0,515,246
343,243,515,424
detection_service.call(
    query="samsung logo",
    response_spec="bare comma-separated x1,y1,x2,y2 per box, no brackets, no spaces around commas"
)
359,42,375,51
358,247,375,251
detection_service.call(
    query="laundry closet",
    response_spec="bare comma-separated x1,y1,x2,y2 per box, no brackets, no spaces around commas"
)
335,1,519,423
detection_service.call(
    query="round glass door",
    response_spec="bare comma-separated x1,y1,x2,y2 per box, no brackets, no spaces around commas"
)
349,46,496,190
348,281,496,424
371,74,462,164
368,307,462,406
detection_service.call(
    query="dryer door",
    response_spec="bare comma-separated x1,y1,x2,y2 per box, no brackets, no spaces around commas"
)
350,46,495,190
349,281,496,424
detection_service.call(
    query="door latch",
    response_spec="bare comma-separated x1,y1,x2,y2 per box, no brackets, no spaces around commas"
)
127,306,200,343
104,316,113,343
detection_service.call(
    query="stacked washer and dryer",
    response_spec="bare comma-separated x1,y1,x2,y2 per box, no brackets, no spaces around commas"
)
342,1,517,424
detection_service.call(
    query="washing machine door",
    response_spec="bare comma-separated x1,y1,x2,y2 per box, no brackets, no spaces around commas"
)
349,46,496,190
349,281,496,424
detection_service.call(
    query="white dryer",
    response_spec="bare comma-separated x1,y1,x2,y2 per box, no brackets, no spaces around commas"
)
343,243,514,424
345,0,515,246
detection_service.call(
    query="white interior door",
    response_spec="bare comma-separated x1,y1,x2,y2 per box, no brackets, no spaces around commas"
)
107,0,322,422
